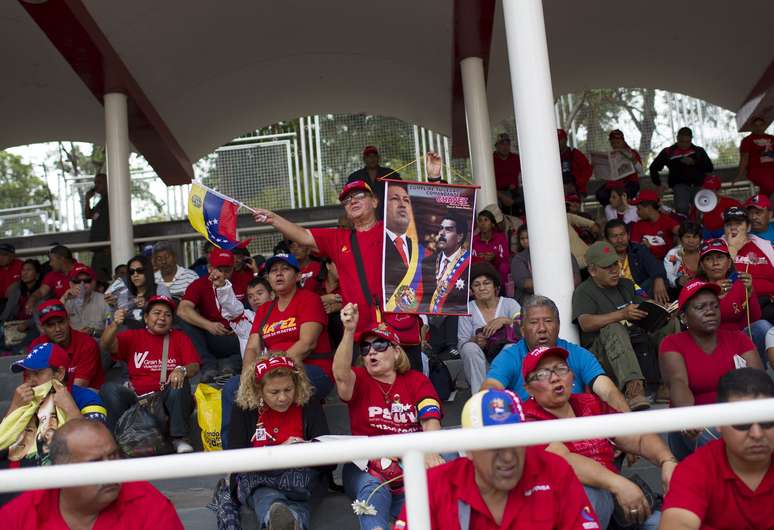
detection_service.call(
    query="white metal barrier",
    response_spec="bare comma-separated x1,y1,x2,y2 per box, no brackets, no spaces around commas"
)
0,399,773,530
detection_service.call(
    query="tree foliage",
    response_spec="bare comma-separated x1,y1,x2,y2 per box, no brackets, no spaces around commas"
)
0,151,55,236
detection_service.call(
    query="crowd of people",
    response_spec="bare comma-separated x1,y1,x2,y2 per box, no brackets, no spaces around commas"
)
0,122,772,530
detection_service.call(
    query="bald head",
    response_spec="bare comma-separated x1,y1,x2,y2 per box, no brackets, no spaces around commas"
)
49,419,117,465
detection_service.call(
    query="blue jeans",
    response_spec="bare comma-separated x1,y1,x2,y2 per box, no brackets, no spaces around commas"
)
746,320,773,369
247,486,310,530
584,486,660,530
668,428,720,461
343,463,404,530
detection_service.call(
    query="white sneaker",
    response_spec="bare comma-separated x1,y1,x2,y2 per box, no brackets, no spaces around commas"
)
172,439,194,454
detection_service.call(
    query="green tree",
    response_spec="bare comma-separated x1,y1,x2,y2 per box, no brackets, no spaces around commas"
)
0,151,55,236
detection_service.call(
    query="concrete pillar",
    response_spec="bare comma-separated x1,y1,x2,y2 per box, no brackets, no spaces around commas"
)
104,92,134,267
502,0,578,340
460,56,498,210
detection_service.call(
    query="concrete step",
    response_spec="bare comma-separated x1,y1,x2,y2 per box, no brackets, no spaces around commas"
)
0,373,22,402
0,354,24,374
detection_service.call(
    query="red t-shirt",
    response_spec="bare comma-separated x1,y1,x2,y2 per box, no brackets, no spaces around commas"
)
522,394,618,473
310,222,420,343
182,276,229,326
659,329,755,405
0,259,22,297
31,329,104,389
734,240,774,297
0,481,183,530
114,328,201,395
741,133,774,175
492,152,521,190
718,280,762,332
251,404,304,447
250,289,332,379
298,260,324,294
42,271,69,298
345,367,441,436
701,195,742,232
630,214,679,260
663,439,774,529
230,269,254,301
393,448,600,530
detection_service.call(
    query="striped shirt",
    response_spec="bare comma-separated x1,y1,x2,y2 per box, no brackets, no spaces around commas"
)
155,266,199,299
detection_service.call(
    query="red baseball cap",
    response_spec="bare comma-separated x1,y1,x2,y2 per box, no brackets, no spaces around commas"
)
564,193,581,204
522,346,569,381
362,145,379,157
358,322,401,346
678,279,721,310
557,129,568,141
68,264,95,281
144,295,177,313
699,238,730,259
209,248,235,268
629,189,660,205
37,299,68,325
744,194,772,210
338,180,374,202
702,175,722,191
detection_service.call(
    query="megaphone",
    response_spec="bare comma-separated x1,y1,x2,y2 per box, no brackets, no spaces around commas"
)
694,189,718,213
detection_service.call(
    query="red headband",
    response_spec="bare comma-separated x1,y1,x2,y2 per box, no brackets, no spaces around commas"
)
255,356,297,382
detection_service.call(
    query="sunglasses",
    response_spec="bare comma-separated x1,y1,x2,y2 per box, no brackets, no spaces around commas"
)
359,339,391,356
71,278,92,284
129,267,145,275
730,421,774,432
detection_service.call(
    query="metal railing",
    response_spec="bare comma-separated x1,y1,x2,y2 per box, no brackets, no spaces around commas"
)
0,399,772,530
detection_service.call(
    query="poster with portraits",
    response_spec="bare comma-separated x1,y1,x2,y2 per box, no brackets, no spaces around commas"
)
381,179,478,316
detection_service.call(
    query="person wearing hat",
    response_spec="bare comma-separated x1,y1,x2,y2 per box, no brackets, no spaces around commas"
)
152,241,199,300
649,127,714,216
722,205,774,322
25,245,78,313
59,264,111,337
333,302,445,530
604,181,640,224
0,242,22,313
346,145,402,214
628,189,680,261
659,280,762,460
30,300,104,390
744,193,774,244
230,247,258,302
393,388,599,530
252,179,424,371
178,248,243,381
521,345,675,528
492,133,523,215
735,116,774,197
558,128,593,196
571,241,652,411
594,129,644,208
695,175,741,239
100,295,199,453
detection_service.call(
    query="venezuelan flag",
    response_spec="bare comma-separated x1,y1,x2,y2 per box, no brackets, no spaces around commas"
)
188,183,241,250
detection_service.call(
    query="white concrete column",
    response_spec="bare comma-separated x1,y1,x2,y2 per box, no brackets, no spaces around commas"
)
104,92,134,267
460,57,498,210
502,0,578,341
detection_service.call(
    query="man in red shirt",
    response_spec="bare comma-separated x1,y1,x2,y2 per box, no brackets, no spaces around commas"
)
492,133,522,215
177,248,242,381
393,388,599,529
629,189,680,260
230,247,255,302
558,129,593,196
736,117,774,196
661,368,774,529
25,245,78,312
30,300,104,389
252,180,423,370
696,174,741,239
0,243,22,311
0,419,184,529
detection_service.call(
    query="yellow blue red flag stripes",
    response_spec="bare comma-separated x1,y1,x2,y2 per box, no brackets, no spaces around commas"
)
188,183,247,250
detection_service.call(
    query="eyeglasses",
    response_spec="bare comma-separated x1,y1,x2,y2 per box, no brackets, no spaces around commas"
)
359,339,391,356
527,363,570,383
342,192,369,205
730,421,774,432
129,268,145,275
71,278,92,284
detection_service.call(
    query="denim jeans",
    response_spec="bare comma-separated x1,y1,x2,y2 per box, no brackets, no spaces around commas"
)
584,486,660,530
668,427,720,461
343,463,404,530
746,319,773,368
247,486,310,530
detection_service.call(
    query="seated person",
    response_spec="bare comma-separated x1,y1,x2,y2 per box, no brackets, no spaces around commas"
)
659,280,763,460
393,388,600,529
457,263,520,392
471,210,510,284
177,248,242,381
215,275,274,356
605,219,670,304
571,242,652,411
628,190,680,260
0,259,42,353
484,294,629,412
604,182,639,224
24,245,78,313
152,241,199,300
30,300,104,389
521,345,676,529
100,295,200,454
663,221,702,292
105,255,172,329
696,175,740,239
661,368,774,529
226,354,331,530
60,264,111,337
745,193,774,244
595,129,643,207
0,419,184,528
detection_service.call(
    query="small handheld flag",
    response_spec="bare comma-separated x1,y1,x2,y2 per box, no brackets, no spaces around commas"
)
188,182,253,250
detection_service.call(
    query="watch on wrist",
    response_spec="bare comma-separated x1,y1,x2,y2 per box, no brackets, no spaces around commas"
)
175,366,188,377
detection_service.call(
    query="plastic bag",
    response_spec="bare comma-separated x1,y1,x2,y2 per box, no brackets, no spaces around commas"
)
195,383,223,451
115,393,172,458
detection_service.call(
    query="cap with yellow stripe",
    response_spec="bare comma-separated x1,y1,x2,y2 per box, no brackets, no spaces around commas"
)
461,389,525,429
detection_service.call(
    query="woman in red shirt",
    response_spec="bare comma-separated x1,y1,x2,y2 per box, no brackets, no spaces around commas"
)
333,303,444,530
659,280,762,460
522,345,675,529
227,354,331,530
471,210,510,284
